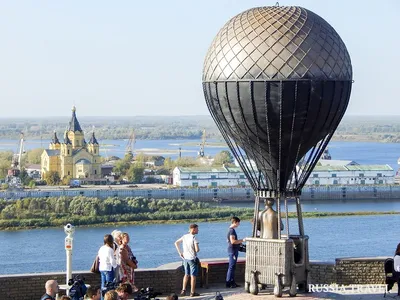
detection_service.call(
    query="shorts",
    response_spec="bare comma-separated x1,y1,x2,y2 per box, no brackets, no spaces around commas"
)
183,258,198,276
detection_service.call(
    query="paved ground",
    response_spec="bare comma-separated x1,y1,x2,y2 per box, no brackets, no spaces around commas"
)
152,283,396,299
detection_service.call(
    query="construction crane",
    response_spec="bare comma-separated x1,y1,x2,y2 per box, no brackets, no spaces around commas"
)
198,129,206,157
125,129,136,157
7,133,25,188
8,132,25,177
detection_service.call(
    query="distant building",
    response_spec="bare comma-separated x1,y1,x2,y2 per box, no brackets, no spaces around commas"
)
173,166,249,187
173,160,394,187
101,164,114,177
306,164,394,185
143,156,165,167
318,159,358,167
40,106,102,180
25,164,41,179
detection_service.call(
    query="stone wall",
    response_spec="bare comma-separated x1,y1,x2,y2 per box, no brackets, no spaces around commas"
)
309,261,336,284
0,257,389,300
335,257,387,285
308,257,388,285
0,267,183,300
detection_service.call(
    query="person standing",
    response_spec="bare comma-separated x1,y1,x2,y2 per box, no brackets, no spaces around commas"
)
111,230,122,282
394,243,400,272
120,232,138,292
226,216,245,288
41,280,59,300
98,234,117,299
174,224,200,297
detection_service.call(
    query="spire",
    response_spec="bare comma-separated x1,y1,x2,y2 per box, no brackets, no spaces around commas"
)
89,132,98,145
64,131,72,145
52,131,60,144
68,105,83,132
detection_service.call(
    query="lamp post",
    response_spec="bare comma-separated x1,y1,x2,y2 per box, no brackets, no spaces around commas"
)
64,223,75,295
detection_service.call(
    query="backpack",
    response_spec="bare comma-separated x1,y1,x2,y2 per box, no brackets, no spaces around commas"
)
215,291,224,300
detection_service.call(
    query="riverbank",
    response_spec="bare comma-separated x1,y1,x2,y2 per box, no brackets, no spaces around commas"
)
1,210,399,231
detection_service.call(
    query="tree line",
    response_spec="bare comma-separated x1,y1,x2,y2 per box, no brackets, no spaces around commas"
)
0,196,253,230
3,115,400,141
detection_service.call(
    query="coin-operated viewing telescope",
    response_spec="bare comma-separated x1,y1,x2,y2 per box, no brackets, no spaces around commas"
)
202,5,352,297
64,223,75,294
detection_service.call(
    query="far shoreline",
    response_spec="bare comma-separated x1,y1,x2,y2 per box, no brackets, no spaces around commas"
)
1,210,398,231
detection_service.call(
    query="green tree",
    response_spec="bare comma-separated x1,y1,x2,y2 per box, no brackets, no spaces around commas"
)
0,151,13,179
1,204,16,219
175,157,198,167
163,157,175,171
212,150,234,166
27,148,44,164
113,159,131,177
18,168,32,185
28,180,36,189
124,152,133,162
62,175,73,185
155,167,171,175
127,164,145,183
44,171,61,185
134,153,147,165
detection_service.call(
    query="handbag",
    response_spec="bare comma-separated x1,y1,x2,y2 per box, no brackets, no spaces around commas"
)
130,259,138,270
129,254,138,269
90,255,100,273
238,244,246,253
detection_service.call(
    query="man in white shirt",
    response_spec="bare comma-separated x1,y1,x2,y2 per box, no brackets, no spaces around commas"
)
175,224,200,297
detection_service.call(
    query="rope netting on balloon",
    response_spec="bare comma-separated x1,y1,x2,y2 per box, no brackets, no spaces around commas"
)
203,79,352,196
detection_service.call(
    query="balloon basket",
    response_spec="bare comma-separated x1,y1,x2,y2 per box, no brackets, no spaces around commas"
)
244,236,309,297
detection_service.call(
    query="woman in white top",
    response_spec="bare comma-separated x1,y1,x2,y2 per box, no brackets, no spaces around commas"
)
98,234,117,299
394,243,400,272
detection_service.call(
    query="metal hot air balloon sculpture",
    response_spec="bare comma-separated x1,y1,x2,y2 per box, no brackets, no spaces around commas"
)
202,5,352,297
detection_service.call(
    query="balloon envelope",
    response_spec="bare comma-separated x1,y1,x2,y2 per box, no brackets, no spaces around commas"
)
202,6,352,193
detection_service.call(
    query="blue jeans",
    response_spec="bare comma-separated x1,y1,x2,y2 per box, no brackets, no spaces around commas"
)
100,270,114,300
226,251,239,283
183,258,199,276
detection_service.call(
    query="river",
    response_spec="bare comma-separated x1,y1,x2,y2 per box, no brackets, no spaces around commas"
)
0,210,398,275
221,199,400,212
0,139,399,171
1,140,400,275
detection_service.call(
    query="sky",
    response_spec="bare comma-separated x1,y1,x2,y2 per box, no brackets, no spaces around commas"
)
0,0,398,118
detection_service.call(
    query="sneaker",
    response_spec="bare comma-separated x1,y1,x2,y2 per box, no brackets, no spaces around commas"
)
230,283,240,288
190,292,200,297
